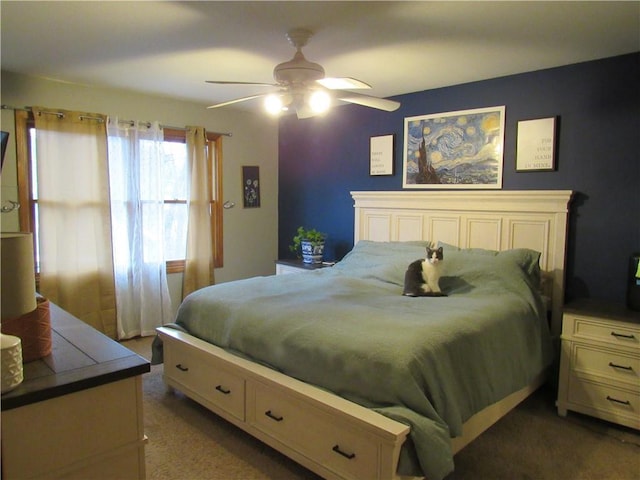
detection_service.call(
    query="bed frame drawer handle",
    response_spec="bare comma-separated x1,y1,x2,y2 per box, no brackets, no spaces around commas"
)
265,410,284,422
332,445,356,460
609,362,633,371
215,385,231,395
606,395,631,406
611,331,636,340
175,364,189,372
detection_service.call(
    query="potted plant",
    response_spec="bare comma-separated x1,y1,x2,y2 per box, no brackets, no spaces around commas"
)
289,226,326,264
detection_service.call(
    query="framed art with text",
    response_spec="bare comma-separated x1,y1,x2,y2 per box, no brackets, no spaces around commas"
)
402,106,505,189
369,134,394,176
516,117,557,171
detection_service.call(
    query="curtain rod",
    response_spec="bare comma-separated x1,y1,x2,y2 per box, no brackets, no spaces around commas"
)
1,104,233,137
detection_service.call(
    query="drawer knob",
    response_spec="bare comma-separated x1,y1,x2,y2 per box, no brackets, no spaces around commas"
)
610,331,636,340
608,362,633,372
332,444,356,460
265,410,284,422
215,385,231,395
175,364,189,372
606,395,631,406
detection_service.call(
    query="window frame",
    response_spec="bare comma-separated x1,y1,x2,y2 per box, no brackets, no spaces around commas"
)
15,110,224,275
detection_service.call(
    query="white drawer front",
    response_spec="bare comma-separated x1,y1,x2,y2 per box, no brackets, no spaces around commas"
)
2,379,143,479
250,381,302,443
571,317,640,349
276,264,303,275
568,376,640,428
305,410,380,480
165,339,245,421
250,381,379,480
572,344,640,388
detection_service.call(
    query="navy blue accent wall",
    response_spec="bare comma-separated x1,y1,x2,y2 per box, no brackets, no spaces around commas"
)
278,53,639,303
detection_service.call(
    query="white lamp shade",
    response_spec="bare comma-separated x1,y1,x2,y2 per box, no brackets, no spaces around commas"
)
1,233,37,319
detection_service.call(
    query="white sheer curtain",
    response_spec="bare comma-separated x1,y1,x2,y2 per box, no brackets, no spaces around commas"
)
107,119,172,339
32,107,117,337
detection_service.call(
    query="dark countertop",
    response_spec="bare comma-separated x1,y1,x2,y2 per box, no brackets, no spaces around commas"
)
275,258,333,270
564,298,640,325
1,302,150,411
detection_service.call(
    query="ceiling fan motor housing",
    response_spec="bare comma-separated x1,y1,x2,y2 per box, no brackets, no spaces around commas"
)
273,51,325,85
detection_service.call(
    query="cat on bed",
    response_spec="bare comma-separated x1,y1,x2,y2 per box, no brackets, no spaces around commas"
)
403,246,447,297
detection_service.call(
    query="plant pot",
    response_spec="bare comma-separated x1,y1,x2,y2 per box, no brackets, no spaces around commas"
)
301,240,325,264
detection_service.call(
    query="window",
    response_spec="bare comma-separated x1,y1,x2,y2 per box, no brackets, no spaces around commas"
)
15,111,223,275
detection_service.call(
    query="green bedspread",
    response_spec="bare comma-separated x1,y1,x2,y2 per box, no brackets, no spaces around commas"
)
174,241,553,480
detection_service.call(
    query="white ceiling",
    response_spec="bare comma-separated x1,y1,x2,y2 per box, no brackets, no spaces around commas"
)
2,1,639,113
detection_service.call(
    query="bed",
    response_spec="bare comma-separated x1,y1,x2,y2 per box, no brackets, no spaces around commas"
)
157,190,573,480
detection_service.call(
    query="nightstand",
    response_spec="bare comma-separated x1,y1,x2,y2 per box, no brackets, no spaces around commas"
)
275,259,332,275
557,299,639,429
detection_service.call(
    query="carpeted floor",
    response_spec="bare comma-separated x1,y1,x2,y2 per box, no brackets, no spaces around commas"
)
123,336,640,480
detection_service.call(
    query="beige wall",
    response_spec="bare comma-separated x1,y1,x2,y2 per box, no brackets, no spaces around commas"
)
1,70,279,315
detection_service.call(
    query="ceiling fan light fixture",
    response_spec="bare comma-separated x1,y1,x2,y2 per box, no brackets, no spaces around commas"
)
264,94,285,115
308,90,331,114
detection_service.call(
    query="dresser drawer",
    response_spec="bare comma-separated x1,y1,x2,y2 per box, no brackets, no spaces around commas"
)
571,343,640,388
570,316,640,349
164,338,245,421
249,380,379,480
568,376,640,428
2,378,144,479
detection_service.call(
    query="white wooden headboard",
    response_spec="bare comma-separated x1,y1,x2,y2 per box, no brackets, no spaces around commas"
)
351,190,573,336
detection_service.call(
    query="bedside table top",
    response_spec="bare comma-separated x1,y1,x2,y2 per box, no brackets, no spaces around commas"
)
564,298,640,325
276,258,332,270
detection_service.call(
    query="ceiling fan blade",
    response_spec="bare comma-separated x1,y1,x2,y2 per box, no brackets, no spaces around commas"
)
206,81,276,87
207,93,267,109
316,77,371,90
335,90,400,112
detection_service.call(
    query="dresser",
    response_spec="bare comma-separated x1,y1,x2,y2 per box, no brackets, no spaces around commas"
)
1,302,150,479
557,299,639,429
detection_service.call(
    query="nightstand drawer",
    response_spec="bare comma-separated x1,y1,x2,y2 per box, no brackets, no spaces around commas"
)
570,317,640,348
572,344,640,387
568,377,640,428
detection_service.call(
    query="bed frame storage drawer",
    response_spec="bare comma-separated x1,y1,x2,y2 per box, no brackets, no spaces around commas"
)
163,336,245,422
248,380,380,480
158,327,410,480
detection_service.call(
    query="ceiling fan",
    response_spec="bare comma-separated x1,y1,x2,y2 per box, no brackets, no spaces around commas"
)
206,28,401,118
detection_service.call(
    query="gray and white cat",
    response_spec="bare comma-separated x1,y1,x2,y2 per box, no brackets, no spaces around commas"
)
402,246,447,297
